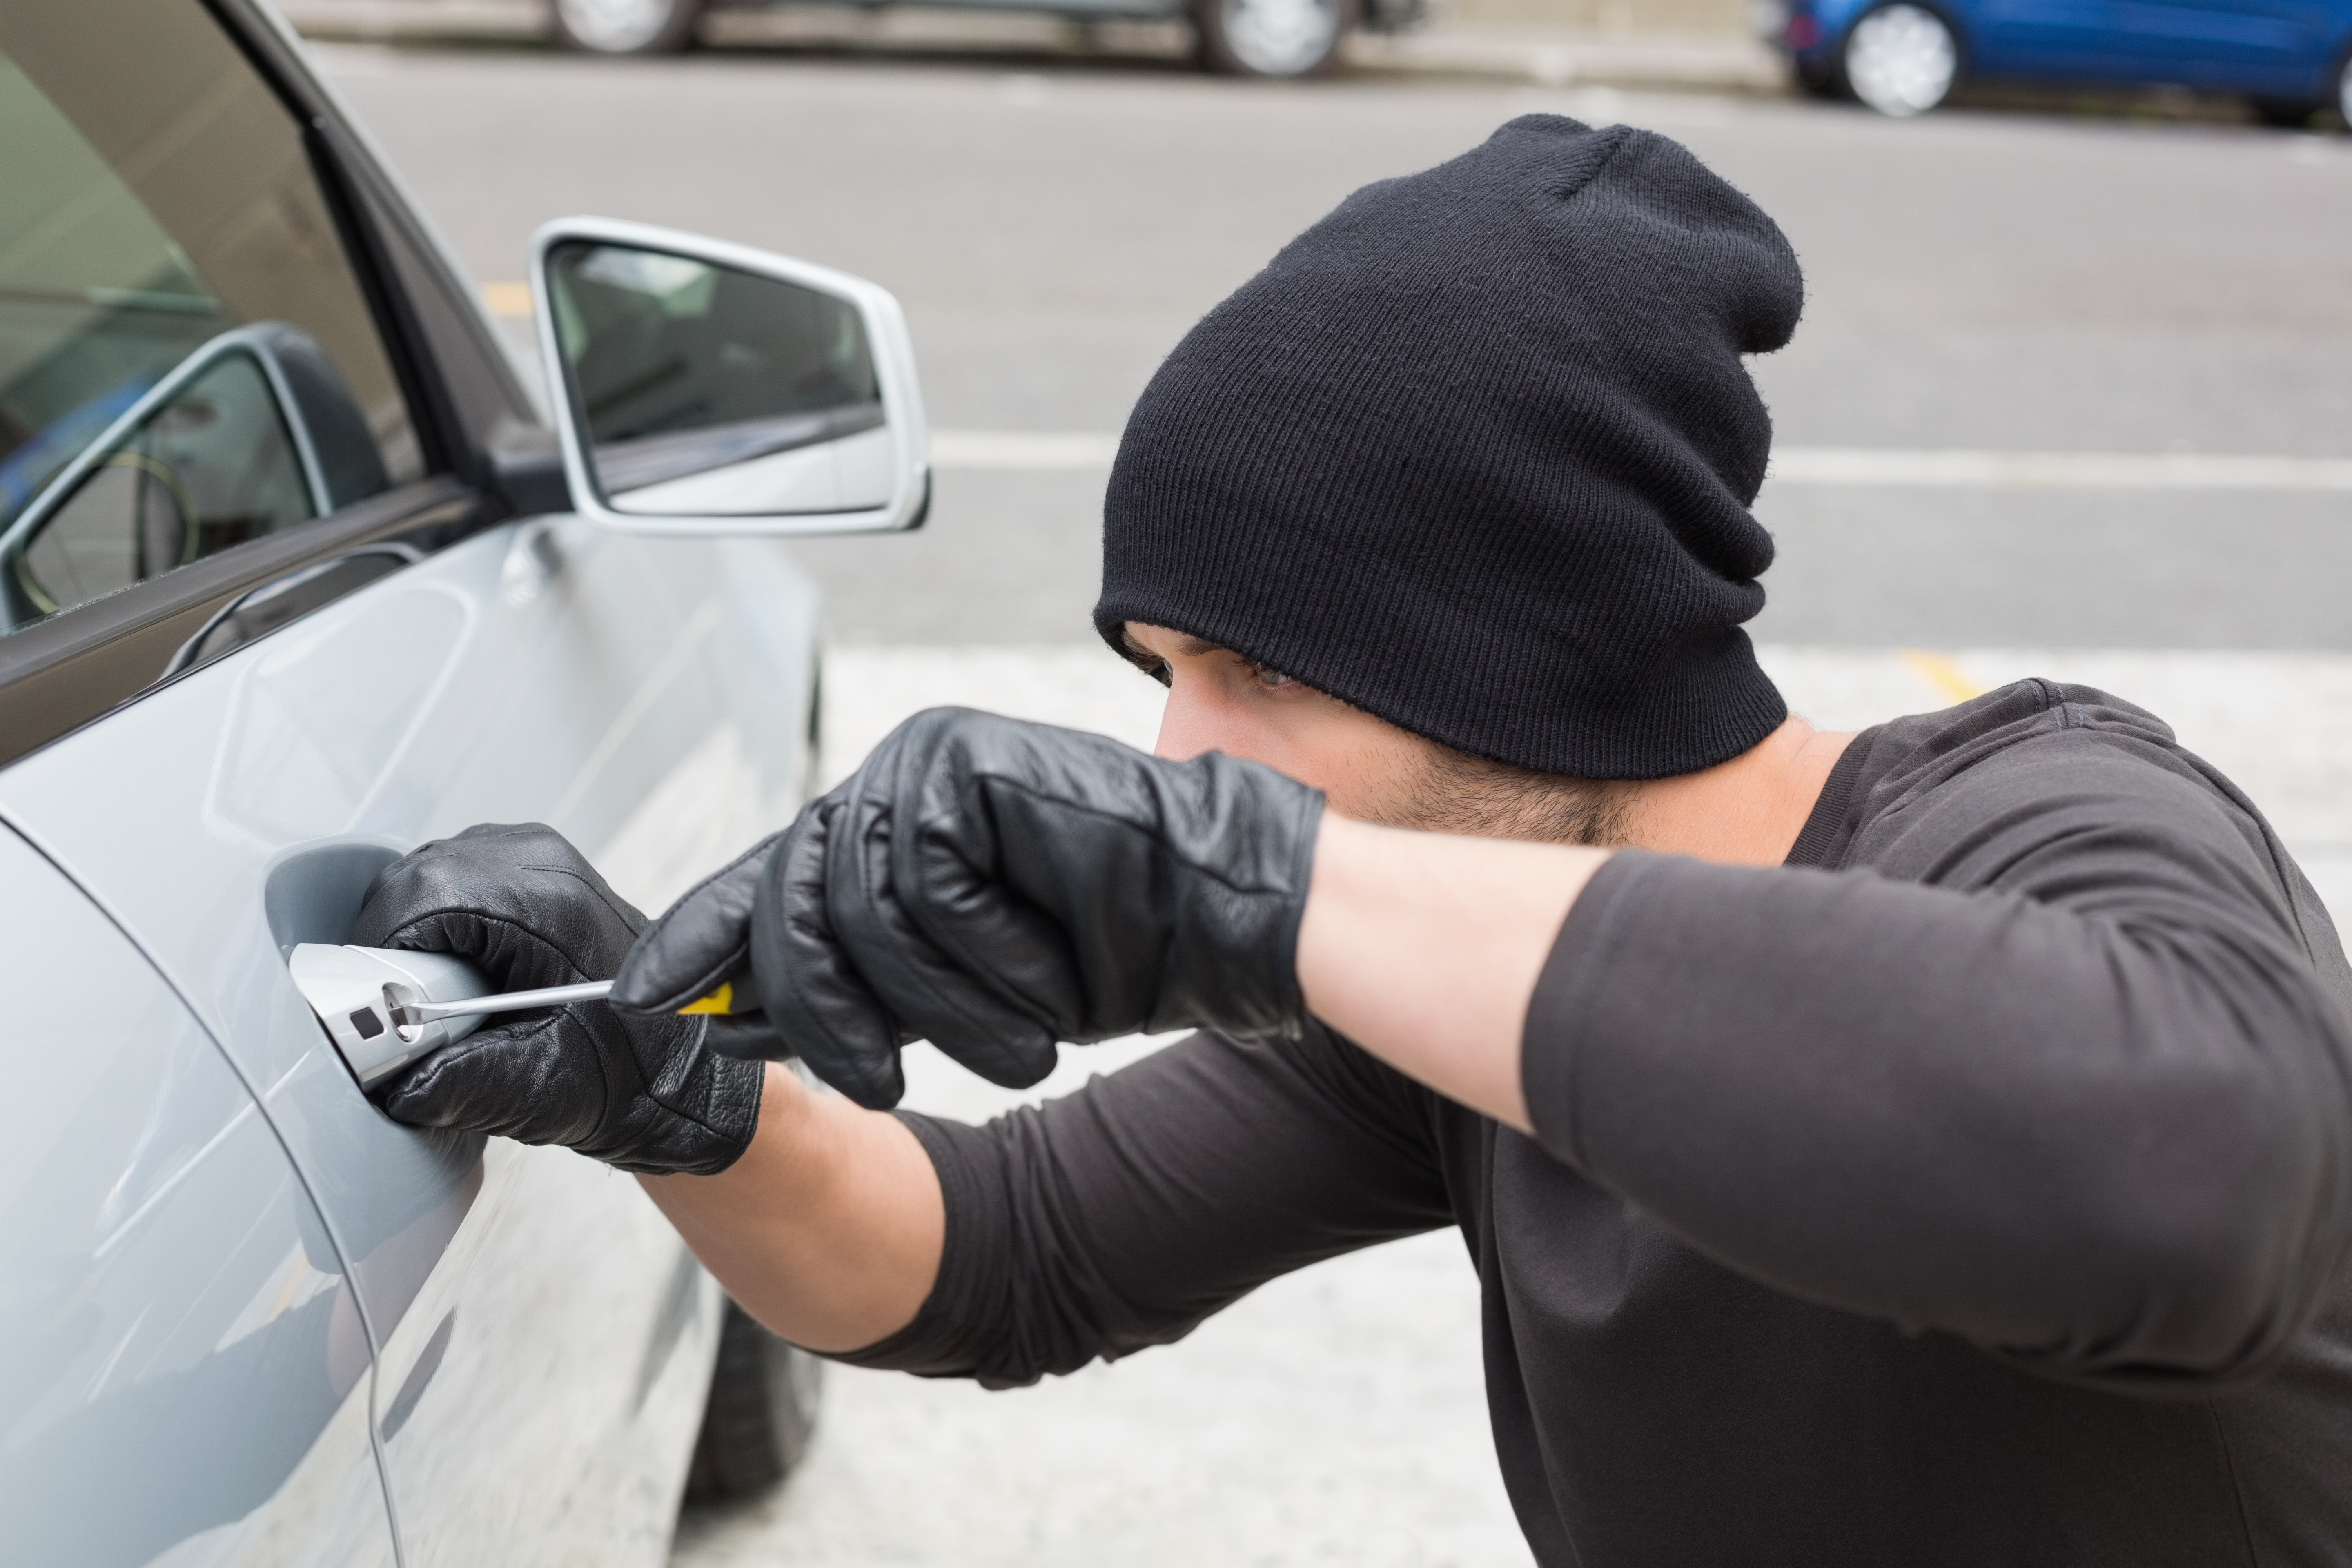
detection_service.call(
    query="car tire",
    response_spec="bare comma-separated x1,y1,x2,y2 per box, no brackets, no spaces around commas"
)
683,1298,825,1501
1195,0,1354,77
1795,56,1847,100
2251,94,2317,127
552,0,704,55
2263,48,2352,129
1841,3,1960,117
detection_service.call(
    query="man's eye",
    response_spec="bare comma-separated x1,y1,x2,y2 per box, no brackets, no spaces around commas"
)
1252,664,1296,690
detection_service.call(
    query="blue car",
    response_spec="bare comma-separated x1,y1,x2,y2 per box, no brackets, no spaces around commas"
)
1764,0,2352,121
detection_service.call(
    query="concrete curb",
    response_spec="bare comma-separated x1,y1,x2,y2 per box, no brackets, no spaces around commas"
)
278,0,1786,91
284,0,548,40
1347,24,1784,89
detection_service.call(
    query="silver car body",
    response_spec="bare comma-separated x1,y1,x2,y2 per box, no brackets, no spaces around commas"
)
0,1,825,1561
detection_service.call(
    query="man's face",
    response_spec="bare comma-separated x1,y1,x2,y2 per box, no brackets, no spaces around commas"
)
1125,623,1436,824
1123,622,1629,845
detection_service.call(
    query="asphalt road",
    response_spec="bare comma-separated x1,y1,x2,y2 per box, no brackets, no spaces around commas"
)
317,44,2352,650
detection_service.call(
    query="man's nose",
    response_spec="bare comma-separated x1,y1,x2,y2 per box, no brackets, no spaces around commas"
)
1153,675,1216,762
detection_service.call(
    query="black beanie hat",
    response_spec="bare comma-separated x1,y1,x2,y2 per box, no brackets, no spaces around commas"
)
1094,116,1804,781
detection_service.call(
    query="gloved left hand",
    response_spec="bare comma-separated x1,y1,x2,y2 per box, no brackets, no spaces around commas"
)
351,822,764,1176
610,708,1324,1110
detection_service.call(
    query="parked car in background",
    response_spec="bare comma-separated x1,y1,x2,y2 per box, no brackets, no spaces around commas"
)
1762,0,2352,121
549,0,1423,75
0,0,929,1559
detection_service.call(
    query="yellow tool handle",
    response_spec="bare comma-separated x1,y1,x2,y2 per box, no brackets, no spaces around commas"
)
677,982,738,1016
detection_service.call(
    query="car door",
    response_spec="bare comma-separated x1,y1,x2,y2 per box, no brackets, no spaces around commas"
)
1962,0,2136,81
0,822,397,1568
1966,0,2335,86
2098,0,2337,91
0,1,823,1563
4,523,821,1564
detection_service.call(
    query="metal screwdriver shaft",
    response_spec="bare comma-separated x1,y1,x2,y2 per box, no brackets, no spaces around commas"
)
390,980,613,1027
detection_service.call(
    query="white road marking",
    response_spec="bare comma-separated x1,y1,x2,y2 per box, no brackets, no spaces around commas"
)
815,643,1162,793
928,429,1123,470
1767,446,2352,492
925,430,2352,491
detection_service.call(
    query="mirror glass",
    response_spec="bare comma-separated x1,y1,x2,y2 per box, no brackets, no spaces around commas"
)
546,243,890,517
9,342,325,622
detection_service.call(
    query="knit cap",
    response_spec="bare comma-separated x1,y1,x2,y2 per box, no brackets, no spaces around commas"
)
1094,115,1803,780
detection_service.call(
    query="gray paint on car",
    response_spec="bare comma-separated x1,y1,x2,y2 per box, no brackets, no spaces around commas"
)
0,824,399,1565
0,511,822,1563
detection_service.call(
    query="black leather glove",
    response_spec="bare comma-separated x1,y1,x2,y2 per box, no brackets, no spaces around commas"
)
352,822,764,1176
612,708,1325,1110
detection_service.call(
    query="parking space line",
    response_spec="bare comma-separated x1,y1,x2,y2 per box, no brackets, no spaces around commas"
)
479,280,532,318
1901,650,1988,704
1767,447,2352,492
929,430,1123,470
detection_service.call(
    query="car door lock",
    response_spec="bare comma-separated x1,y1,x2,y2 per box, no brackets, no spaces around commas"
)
289,943,614,1088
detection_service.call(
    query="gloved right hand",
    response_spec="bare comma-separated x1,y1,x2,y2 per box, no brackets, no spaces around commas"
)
612,708,1326,1109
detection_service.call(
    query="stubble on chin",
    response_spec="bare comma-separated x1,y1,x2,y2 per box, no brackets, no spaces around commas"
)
1361,742,1635,849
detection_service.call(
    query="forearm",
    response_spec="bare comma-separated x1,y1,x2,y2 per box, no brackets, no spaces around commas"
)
1296,812,2352,1382
638,1063,944,1353
1519,853,2352,1381
1294,813,1609,1132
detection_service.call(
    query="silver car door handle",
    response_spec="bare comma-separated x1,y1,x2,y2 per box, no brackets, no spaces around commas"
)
162,542,423,679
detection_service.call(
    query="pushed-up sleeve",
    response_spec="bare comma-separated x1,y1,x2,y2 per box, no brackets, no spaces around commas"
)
1522,714,2352,1394
836,1027,1456,1388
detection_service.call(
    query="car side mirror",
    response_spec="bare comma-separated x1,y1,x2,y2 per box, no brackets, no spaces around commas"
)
0,321,390,632
531,218,929,536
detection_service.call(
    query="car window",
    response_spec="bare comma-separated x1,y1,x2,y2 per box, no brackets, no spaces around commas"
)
0,2,424,634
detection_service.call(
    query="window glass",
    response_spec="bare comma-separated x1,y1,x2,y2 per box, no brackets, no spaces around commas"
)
0,1,423,633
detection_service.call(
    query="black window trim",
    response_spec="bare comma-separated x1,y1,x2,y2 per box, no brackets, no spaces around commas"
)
202,0,537,484
302,112,462,488
0,474,478,771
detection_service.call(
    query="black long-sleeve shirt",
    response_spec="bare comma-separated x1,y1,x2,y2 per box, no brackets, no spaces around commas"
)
842,680,2352,1566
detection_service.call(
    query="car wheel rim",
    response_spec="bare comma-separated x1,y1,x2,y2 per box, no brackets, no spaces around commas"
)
1846,4,1957,117
1219,0,1341,75
557,0,679,51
